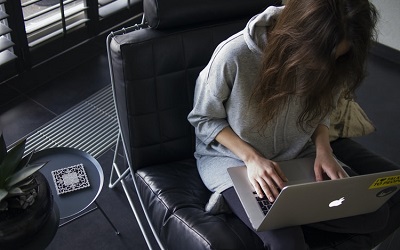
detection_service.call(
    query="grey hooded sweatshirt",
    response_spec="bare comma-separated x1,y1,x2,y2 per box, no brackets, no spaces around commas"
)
187,6,329,193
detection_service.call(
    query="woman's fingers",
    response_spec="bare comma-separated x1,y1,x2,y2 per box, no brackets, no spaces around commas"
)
252,178,276,202
247,159,287,202
271,162,288,186
251,169,283,202
262,177,280,202
314,159,349,181
338,168,349,178
314,165,324,181
252,179,269,199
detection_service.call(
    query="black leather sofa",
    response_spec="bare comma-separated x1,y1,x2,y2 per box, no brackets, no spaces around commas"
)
107,0,400,249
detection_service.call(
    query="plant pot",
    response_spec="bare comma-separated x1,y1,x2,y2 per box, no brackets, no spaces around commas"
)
0,172,54,248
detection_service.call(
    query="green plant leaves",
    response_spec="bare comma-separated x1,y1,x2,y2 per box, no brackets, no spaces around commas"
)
7,187,24,196
0,133,7,162
16,151,34,173
0,137,26,188
0,189,7,202
6,162,47,188
0,132,48,209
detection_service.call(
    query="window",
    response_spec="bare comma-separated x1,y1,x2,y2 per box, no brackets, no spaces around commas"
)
21,0,88,47
0,0,17,66
0,0,143,84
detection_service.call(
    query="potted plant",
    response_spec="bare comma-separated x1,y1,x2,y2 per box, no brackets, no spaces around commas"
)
0,132,53,248
0,133,47,210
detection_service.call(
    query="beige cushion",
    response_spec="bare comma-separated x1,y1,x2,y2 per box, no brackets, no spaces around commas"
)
329,94,376,141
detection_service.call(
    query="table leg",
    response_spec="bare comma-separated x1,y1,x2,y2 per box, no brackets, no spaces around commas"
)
95,200,120,235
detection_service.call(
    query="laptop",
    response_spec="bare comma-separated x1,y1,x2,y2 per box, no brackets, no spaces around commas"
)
227,157,400,231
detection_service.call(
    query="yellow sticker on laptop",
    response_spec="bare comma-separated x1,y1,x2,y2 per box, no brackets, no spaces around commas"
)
369,175,400,189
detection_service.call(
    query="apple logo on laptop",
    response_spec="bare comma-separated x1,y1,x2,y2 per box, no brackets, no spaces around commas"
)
329,197,345,207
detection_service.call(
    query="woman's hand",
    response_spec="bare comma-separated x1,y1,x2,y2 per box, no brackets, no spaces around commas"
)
245,155,287,202
314,151,348,181
215,127,287,202
311,124,347,181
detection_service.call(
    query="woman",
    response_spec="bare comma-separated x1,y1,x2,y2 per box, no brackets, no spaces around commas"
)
188,0,396,249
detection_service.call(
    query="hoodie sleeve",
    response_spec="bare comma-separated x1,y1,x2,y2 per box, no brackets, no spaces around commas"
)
187,42,238,146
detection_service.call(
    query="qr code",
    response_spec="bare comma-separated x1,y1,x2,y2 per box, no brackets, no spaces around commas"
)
51,163,90,195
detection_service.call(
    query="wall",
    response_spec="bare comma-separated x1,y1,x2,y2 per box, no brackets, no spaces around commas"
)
371,0,400,51
282,0,400,52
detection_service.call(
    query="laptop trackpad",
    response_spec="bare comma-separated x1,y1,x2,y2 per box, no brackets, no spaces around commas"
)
279,158,316,185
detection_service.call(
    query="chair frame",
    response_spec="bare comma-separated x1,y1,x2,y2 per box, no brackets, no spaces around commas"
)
106,16,165,250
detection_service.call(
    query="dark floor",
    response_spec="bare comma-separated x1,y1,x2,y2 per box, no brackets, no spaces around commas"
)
1,41,400,249
0,42,151,249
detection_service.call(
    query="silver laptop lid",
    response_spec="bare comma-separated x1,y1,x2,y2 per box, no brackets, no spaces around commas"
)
227,158,400,231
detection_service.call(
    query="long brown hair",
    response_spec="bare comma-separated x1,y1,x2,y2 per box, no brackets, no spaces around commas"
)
251,0,378,130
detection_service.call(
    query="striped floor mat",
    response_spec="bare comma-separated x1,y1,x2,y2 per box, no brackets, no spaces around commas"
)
25,86,119,158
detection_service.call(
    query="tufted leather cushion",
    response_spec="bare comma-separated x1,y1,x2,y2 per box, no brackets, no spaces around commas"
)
143,0,282,29
110,19,250,170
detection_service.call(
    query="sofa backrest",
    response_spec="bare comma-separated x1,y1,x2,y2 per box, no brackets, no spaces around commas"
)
144,0,280,29
109,0,281,170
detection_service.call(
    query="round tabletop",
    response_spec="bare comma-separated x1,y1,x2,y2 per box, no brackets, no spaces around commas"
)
32,147,104,219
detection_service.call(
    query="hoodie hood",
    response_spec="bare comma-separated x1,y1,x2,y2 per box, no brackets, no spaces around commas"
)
244,5,284,55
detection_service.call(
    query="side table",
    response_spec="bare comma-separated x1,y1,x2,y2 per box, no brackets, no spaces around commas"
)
31,147,118,234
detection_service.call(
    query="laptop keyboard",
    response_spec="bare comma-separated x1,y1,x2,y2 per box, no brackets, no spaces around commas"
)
253,191,274,215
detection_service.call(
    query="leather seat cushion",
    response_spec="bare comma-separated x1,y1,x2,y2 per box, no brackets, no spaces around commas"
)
135,158,264,249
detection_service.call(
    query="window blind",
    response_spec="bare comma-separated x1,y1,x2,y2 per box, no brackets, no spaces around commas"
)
1,0,143,83
0,0,17,65
21,0,89,47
